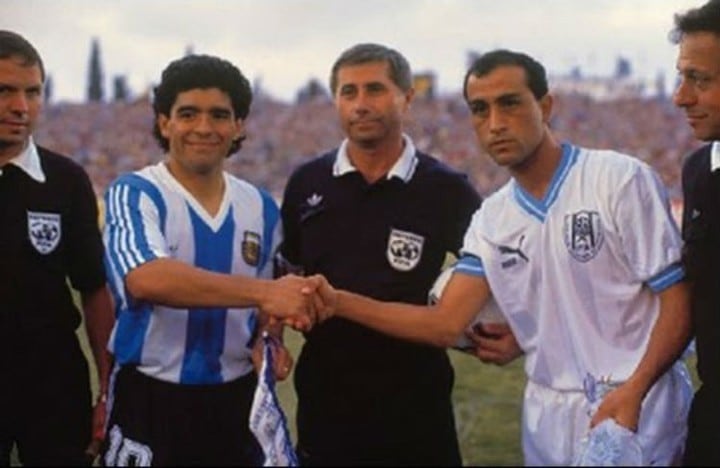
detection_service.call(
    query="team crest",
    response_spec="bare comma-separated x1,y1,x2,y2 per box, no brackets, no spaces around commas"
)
242,231,261,267
387,228,424,272
563,210,604,262
27,211,61,255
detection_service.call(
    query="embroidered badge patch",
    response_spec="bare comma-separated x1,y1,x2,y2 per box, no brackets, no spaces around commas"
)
563,210,604,262
27,211,61,254
242,231,262,267
387,228,424,272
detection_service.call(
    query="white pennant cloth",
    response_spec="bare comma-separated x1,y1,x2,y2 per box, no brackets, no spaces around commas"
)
249,332,299,467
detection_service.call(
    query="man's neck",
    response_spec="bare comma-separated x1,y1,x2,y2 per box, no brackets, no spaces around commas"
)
346,136,405,184
510,133,563,200
164,160,226,216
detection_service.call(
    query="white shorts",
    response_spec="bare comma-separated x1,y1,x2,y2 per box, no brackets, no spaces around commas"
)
521,361,693,466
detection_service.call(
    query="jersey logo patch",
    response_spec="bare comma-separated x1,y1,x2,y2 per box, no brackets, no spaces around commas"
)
387,228,424,272
564,210,604,262
242,230,262,266
27,211,61,254
306,193,323,207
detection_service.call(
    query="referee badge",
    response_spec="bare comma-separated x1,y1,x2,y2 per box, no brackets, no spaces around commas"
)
242,230,262,266
387,228,424,272
27,211,61,255
563,210,604,262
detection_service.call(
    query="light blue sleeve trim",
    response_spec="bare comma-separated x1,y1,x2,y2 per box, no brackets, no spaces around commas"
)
455,254,486,277
646,262,685,293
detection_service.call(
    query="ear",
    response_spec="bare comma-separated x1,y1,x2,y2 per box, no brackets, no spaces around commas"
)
400,87,415,112
539,93,553,124
233,118,245,141
157,114,171,139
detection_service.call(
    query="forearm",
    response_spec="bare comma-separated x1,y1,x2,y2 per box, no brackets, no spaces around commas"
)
626,281,692,397
81,285,115,394
334,290,468,348
125,258,269,308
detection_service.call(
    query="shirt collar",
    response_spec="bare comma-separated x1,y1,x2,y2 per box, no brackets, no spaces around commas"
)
711,141,720,172
332,134,418,183
3,138,45,182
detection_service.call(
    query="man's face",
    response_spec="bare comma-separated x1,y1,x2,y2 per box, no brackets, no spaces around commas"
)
157,87,243,175
0,57,43,157
333,60,412,148
464,65,550,169
673,31,720,141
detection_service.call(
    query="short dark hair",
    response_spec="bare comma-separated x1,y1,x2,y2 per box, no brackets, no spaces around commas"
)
152,54,252,155
329,43,412,95
670,0,720,43
0,30,45,81
463,49,548,102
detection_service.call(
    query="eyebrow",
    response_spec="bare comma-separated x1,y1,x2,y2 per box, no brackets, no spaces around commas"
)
175,105,232,113
0,82,42,92
469,92,522,104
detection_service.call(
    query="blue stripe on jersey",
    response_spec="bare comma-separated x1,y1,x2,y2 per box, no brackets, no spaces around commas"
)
179,205,234,384
113,303,154,365
456,254,485,277
258,189,279,275
646,262,685,293
513,143,579,222
105,174,167,277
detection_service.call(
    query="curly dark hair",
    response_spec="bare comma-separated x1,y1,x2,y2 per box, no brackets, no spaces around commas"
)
152,54,252,156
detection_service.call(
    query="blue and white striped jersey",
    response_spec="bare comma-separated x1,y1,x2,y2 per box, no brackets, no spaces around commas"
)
457,143,685,391
103,162,280,384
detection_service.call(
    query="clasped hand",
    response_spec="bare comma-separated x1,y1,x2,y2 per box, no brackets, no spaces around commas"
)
261,274,336,331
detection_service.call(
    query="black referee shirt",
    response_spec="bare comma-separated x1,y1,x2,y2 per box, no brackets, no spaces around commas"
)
681,143,720,387
281,148,481,413
0,146,106,338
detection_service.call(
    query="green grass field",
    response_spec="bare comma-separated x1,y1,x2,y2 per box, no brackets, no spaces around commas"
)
68,321,697,467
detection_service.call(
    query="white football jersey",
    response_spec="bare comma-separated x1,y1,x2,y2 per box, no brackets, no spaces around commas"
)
456,144,684,390
104,162,281,384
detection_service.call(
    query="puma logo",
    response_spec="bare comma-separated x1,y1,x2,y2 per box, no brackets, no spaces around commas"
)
498,235,528,268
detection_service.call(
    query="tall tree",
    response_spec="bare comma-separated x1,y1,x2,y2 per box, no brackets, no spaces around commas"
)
113,75,129,102
87,37,104,102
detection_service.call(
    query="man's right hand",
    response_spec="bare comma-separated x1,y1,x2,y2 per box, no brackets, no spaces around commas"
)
259,275,321,331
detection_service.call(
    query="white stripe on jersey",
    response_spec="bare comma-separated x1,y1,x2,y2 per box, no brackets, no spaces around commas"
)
103,162,281,384
458,143,684,391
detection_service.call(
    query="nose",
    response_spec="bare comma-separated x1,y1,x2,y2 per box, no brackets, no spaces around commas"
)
9,92,30,115
193,114,213,134
488,106,506,134
351,90,371,115
672,78,696,108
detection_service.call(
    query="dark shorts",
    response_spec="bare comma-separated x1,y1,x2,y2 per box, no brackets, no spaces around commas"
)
102,366,263,466
296,392,461,466
0,332,92,466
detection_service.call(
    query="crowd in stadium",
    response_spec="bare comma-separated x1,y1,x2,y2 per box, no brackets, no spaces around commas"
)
33,89,700,203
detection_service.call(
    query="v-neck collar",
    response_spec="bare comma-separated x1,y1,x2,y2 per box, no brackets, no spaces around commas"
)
158,162,231,232
512,143,579,222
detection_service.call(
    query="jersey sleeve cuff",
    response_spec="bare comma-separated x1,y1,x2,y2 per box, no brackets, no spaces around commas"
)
455,254,486,277
646,262,685,293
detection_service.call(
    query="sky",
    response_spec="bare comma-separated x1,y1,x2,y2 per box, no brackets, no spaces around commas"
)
2,0,701,103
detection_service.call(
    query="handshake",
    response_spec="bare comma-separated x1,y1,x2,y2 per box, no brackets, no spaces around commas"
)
259,274,336,331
